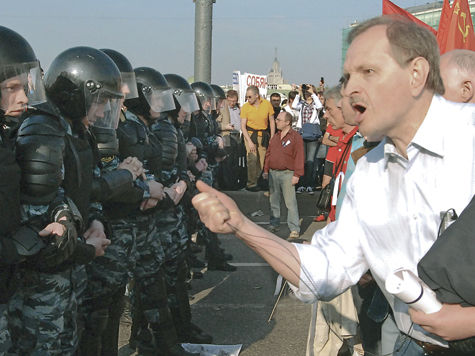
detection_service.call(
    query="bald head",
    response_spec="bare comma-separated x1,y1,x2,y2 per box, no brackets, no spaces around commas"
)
440,49,475,103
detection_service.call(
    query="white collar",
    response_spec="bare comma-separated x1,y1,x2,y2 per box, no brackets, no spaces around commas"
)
383,95,448,165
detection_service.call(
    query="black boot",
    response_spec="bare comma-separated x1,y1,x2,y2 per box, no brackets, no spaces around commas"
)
207,258,237,272
188,253,206,268
205,232,236,272
78,308,109,356
219,248,233,261
102,288,126,356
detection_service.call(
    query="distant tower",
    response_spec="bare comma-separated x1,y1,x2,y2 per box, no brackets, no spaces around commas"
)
267,48,284,88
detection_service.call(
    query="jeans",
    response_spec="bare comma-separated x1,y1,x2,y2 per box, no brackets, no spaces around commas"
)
393,333,426,356
300,140,318,187
269,169,300,232
382,314,402,355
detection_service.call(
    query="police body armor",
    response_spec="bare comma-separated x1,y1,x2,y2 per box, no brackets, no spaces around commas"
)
92,126,119,158
0,128,22,302
15,110,82,270
181,119,191,142
175,126,189,182
190,111,211,145
61,123,96,226
151,116,179,186
117,112,162,179
209,111,220,137
90,123,136,204
16,113,66,205
108,111,172,219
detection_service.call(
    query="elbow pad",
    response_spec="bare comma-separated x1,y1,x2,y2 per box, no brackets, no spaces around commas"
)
91,169,133,202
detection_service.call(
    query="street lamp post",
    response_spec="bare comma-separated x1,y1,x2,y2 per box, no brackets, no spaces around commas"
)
193,0,215,83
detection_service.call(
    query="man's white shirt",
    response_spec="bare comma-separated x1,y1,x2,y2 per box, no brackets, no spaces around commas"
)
290,95,475,346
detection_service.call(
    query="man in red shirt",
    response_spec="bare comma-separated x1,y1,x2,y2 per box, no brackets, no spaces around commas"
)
263,111,304,240
315,86,358,222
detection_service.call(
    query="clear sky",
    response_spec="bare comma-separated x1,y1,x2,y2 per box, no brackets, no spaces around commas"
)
1,0,435,88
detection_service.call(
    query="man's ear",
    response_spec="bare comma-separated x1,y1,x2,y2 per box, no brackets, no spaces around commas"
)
461,80,474,103
409,57,430,97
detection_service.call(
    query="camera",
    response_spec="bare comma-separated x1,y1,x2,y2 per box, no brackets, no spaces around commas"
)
301,84,308,90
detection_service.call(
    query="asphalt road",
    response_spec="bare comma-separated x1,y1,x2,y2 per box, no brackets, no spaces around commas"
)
118,189,326,356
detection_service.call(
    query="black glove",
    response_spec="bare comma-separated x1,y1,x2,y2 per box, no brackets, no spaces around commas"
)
34,219,78,272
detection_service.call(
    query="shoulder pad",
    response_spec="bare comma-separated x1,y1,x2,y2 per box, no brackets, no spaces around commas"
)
118,120,147,146
18,114,65,138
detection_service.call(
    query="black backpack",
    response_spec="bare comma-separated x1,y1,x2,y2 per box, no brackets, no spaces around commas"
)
217,134,247,190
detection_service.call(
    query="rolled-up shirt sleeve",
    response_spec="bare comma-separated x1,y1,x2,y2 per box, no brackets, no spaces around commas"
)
288,178,369,303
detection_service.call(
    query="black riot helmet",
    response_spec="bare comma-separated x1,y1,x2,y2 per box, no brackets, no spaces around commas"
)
44,46,123,129
210,84,225,100
0,26,46,111
210,84,226,110
191,81,216,114
124,67,175,121
164,73,199,114
100,48,138,100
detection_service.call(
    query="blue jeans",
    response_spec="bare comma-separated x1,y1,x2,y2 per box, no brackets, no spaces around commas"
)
298,140,319,188
393,333,426,356
269,169,300,233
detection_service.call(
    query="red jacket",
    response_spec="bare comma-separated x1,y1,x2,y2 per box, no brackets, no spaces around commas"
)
264,128,304,177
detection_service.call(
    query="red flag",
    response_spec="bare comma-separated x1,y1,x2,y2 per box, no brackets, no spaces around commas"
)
382,0,437,36
436,0,452,50
437,0,475,54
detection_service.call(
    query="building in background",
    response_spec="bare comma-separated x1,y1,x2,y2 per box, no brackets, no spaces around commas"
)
267,48,285,88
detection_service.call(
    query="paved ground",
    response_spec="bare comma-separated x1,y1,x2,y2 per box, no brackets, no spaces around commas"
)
118,189,326,356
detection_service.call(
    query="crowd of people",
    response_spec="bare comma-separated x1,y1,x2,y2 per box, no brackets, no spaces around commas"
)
0,25,240,356
193,15,475,356
0,13,475,356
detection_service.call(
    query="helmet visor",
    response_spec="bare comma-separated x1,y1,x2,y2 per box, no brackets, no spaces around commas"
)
144,88,176,113
0,61,46,107
196,94,216,114
120,72,138,99
175,91,199,113
85,90,122,129
216,97,225,110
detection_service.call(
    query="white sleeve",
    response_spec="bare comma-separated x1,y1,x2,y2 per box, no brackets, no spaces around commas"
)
292,94,302,110
311,93,323,110
288,179,369,303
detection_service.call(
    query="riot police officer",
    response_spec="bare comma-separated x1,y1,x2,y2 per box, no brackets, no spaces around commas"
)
120,67,197,356
11,46,129,354
154,73,213,345
77,48,157,356
190,82,235,272
210,83,227,136
189,81,217,164
0,25,73,355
